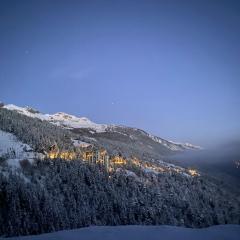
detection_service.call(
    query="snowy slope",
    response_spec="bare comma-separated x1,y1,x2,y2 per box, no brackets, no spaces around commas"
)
3,104,108,133
2,104,49,121
4,225,240,240
147,133,202,150
2,104,201,150
48,112,108,132
0,130,43,167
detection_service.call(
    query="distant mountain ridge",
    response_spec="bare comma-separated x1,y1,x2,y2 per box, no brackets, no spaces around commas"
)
2,103,201,154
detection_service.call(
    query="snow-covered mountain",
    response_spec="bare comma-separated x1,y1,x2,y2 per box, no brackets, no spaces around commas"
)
1,103,240,239
146,133,202,151
3,104,108,132
2,103,201,153
47,112,108,132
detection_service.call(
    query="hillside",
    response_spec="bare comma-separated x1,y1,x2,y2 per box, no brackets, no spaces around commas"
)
1,104,201,161
1,157,239,237
0,103,239,237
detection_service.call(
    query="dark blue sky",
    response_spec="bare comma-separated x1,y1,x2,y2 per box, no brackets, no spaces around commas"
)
1,0,240,147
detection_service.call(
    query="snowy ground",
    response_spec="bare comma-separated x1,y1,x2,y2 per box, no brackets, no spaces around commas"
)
0,130,43,167
3,225,240,240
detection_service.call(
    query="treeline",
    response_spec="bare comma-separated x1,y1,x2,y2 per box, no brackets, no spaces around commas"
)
0,158,239,237
0,108,73,152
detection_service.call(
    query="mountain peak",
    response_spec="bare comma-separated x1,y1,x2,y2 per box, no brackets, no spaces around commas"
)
2,103,201,150
52,112,77,120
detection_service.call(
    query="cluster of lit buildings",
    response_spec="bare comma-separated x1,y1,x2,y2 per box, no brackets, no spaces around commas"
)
46,143,126,169
46,143,199,177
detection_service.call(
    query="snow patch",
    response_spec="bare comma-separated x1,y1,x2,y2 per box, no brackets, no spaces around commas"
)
0,130,43,167
72,139,92,148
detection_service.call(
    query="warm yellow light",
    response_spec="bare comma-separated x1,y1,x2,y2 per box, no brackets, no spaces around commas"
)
111,156,127,165
47,151,76,160
188,169,199,176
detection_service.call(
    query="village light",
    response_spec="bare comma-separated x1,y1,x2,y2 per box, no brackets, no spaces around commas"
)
188,169,200,177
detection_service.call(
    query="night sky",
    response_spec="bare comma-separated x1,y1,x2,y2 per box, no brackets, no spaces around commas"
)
1,0,240,147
